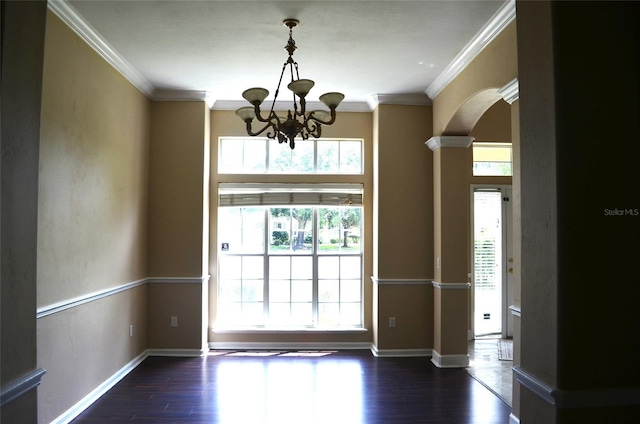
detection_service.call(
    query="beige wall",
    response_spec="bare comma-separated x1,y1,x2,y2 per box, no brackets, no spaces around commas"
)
37,286,148,424
36,12,150,423
38,13,150,306
148,101,208,278
374,104,433,278
373,104,434,352
433,21,518,136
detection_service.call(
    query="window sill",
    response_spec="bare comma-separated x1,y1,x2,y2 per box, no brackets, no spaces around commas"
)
212,327,368,334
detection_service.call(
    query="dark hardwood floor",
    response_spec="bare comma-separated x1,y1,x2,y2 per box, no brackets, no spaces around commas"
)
70,350,511,423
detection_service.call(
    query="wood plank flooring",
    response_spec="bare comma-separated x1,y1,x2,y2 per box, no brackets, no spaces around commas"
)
70,350,511,423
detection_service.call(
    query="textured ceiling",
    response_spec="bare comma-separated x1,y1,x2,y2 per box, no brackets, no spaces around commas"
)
64,0,506,109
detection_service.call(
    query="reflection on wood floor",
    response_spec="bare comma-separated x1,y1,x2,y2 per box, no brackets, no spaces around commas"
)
71,350,512,423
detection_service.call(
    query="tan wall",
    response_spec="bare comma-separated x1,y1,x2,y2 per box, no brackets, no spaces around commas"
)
37,13,150,306
37,286,148,424
147,283,203,349
209,110,373,345
375,104,434,278
148,101,208,277
36,12,150,423
146,100,209,350
373,104,434,351
376,284,434,350
433,22,518,136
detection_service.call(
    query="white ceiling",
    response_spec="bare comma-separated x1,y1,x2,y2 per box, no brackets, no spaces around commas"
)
54,0,512,110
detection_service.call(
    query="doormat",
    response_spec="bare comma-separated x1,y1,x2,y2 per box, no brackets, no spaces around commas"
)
498,339,513,361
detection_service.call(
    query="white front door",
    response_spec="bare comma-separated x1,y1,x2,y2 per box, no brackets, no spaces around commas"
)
472,185,513,338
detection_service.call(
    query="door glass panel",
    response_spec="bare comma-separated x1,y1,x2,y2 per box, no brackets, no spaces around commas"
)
473,190,503,336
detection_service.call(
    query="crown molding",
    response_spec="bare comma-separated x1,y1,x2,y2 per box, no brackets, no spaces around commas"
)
212,99,371,113
47,0,154,97
368,93,432,110
498,78,519,104
425,0,516,100
152,90,216,109
426,136,474,151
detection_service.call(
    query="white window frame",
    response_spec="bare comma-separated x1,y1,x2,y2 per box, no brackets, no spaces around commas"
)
216,184,364,330
218,137,364,175
472,142,513,176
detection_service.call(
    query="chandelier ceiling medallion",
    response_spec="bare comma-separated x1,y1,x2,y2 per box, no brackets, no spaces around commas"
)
235,19,344,150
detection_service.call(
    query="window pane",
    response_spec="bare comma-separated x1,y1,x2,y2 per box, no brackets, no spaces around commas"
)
290,141,314,173
242,256,263,279
317,141,339,173
291,303,312,324
243,138,266,172
319,280,339,302
219,256,241,280
339,208,362,253
221,137,362,175
340,256,361,279
270,280,290,302
340,303,361,326
270,208,291,252
340,141,363,174
242,280,264,302
340,279,361,302
291,280,312,302
472,143,513,176
242,208,265,253
269,139,293,172
291,256,312,279
241,303,264,325
217,201,363,329
219,207,265,254
269,256,291,279
318,303,339,326
292,208,313,253
219,139,243,173
318,256,339,279
318,207,340,252
219,279,241,302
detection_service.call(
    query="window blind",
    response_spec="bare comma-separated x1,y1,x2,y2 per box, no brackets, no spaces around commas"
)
218,183,363,207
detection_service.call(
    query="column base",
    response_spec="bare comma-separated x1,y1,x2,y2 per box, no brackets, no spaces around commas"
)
431,349,469,368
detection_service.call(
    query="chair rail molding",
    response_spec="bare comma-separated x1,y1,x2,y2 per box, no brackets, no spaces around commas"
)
0,368,47,407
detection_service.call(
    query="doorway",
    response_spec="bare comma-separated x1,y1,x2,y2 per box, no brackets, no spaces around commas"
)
471,185,513,338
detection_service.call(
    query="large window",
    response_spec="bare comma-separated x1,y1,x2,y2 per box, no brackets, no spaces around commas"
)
219,137,363,174
217,184,363,329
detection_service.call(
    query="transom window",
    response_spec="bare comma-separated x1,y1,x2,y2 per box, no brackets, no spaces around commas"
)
219,137,363,174
216,184,364,329
472,142,513,176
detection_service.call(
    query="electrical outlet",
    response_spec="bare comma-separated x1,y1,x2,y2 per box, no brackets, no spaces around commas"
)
389,317,396,328
171,316,178,327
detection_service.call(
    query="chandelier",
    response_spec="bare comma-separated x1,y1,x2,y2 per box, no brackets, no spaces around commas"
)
235,19,344,149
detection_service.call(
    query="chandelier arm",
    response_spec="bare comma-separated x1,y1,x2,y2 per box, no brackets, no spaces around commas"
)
245,120,277,138
252,104,272,123
309,108,337,125
305,119,322,139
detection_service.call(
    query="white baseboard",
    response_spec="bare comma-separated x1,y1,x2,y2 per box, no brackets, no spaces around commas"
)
430,350,470,368
509,413,520,424
209,341,372,351
147,348,206,357
371,347,432,358
50,350,149,424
